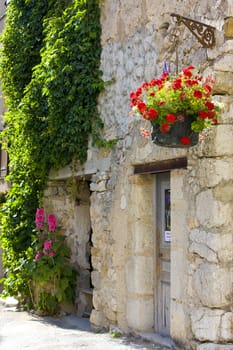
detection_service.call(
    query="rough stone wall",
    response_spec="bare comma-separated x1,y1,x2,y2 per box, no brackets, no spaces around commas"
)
47,1,233,349
95,1,232,348
43,179,92,312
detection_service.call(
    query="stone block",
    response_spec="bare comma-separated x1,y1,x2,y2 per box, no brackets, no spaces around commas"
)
191,308,224,342
90,309,107,328
197,158,233,188
214,125,233,156
125,256,153,295
214,54,233,71
190,229,233,263
92,290,102,310
193,263,232,308
200,125,233,157
126,297,154,331
214,95,233,124
197,344,233,350
189,241,218,263
220,312,233,341
214,181,233,203
170,300,190,343
213,71,233,94
196,189,231,228
132,220,154,255
91,270,102,289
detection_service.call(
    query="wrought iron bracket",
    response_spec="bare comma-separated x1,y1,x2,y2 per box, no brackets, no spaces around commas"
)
171,13,216,48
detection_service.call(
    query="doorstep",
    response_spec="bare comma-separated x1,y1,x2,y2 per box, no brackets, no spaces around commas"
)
139,333,176,349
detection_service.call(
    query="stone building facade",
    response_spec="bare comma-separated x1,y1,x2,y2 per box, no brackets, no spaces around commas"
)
45,1,233,349
2,0,233,349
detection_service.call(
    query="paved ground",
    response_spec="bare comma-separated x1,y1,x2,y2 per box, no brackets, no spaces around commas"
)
0,299,171,350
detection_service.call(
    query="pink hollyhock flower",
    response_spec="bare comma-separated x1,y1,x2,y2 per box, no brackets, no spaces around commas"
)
35,251,41,261
48,250,55,256
48,214,57,232
35,208,45,229
43,240,53,252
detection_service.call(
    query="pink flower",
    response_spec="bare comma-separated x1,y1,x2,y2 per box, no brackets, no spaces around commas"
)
48,214,57,232
35,251,41,261
35,208,45,229
43,240,52,252
48,250,55,256
140,127,151,138
176,114,185,122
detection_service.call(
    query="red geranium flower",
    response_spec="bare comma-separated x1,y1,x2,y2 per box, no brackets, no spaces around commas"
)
204,84,212,94
199,110,215,119
129,65,221,141
136,88,142,96
161,123,170,133
182,66,194,78
180,136,191,145
193,90,202,98
147,108,158,120
137,101,147,113
199,110,210,118
172,78,182,90
157,100,166,105
205,101,215,110
166,114,176,123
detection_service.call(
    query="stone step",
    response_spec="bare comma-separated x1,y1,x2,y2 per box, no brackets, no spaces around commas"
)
77,288,93,317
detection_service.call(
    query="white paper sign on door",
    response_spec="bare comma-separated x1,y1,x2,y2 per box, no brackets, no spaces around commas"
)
164,230,171,242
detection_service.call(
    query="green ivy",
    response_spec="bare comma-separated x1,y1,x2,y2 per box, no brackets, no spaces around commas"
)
0,0,104,301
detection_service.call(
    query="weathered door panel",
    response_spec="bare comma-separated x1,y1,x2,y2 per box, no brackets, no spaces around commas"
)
155,172,171,336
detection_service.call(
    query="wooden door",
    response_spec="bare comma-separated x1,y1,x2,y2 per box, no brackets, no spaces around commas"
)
155,172,171,336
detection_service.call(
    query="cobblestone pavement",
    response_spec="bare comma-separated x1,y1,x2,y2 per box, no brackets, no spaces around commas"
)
0,300,170,350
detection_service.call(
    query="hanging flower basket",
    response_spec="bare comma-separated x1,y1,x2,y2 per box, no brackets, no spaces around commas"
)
151,112,199,147
129,65,222,148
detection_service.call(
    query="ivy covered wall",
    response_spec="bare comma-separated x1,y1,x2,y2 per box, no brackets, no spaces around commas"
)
0,0,103,300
